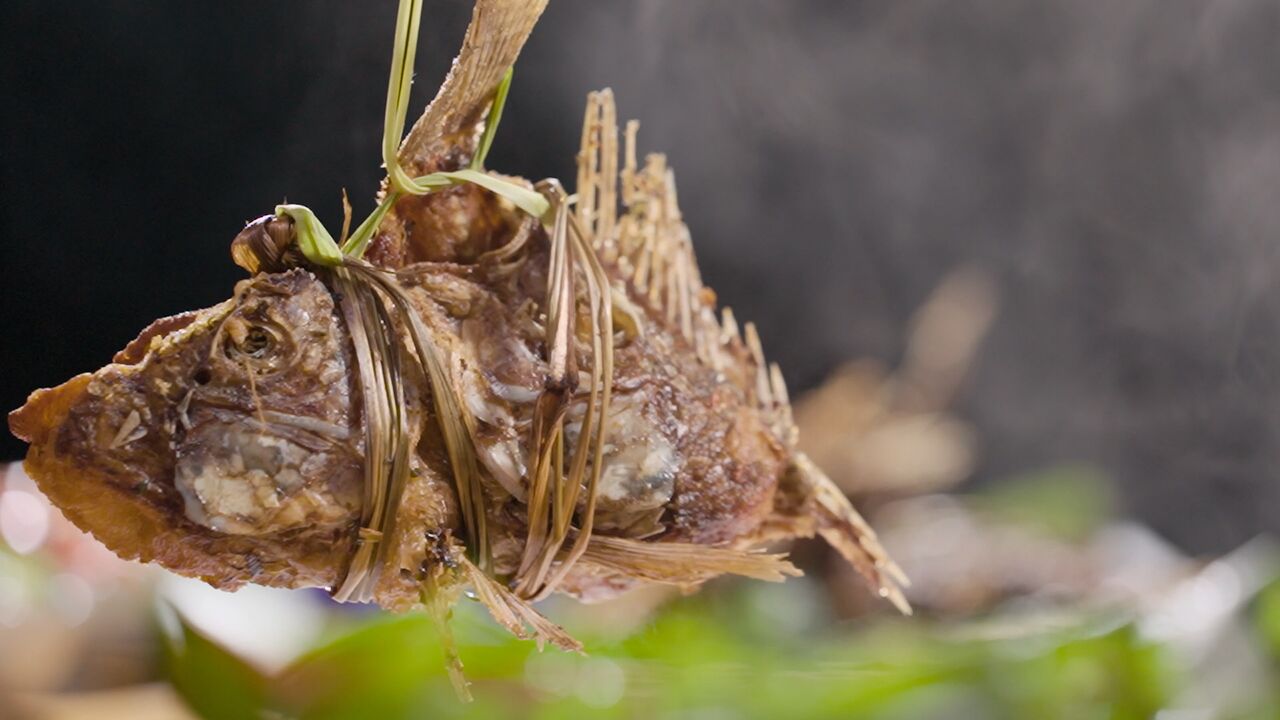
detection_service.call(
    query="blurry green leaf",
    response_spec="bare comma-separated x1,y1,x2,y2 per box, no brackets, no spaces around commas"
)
276,614,444,720
972,464,1115,541
154,579,1185,719
272,605,543,720
163,611,271,720
1255,578,1280,659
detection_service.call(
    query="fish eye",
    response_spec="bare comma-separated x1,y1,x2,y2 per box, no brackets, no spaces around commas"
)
239,327,273,358
225,325,278,360
217,317,289,372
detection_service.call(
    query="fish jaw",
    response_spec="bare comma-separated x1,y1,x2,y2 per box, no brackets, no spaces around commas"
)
10,373,337,590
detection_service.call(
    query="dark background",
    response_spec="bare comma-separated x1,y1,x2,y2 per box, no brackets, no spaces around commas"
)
3,0,1278,554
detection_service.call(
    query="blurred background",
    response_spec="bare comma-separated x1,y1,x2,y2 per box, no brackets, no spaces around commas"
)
2,1,1279,718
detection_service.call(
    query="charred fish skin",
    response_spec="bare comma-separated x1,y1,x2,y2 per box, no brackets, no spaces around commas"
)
392,231,787,550
378,91,903,609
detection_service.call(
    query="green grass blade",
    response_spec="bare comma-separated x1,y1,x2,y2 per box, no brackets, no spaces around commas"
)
434,168,549,219
470,67,514,171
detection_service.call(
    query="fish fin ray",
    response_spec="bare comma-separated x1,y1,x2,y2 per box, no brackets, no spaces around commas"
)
793,453,912,614
579,535,801,585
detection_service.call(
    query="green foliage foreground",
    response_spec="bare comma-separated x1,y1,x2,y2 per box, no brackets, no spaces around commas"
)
165,587,1186,720
159,469,1280,720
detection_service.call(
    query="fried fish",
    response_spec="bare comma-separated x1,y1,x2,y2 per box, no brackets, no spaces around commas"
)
7,0,907,654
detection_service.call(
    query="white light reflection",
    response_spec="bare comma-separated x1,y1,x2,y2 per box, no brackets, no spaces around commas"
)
575,657,626,708
0,465,51,555
523,650,578,697
0,569,32,629
49,573,95,627
1139,537,1277,654
158,575,326,672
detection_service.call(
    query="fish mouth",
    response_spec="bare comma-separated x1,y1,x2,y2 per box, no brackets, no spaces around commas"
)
8,377,83,447
8,374,245,577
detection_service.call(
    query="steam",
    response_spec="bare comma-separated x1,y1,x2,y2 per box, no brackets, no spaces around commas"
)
526,0,1280,552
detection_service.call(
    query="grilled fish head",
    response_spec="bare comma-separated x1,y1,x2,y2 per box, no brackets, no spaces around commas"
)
8,268,363,590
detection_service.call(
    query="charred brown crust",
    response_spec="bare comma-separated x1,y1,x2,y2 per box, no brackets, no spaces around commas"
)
9,271,366,594
112,311,200,365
